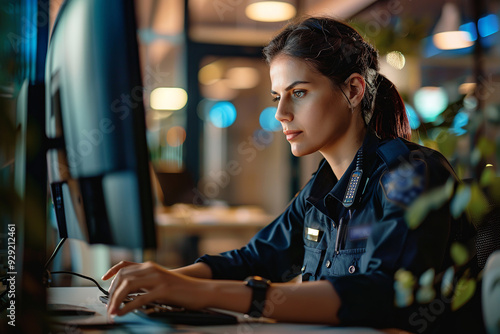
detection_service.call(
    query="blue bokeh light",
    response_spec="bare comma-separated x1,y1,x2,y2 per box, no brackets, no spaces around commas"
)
460,22,478,41
479,14,499,37
459,15,499,41
209,101,237,128
405,103,421,130
259,107,281,132
414,87,449,122
450,110,469,136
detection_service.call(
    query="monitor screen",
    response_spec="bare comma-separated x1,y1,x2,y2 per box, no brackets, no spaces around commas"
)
45,0,156,249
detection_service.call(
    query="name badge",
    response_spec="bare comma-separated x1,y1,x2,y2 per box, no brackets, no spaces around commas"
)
305,227,323,242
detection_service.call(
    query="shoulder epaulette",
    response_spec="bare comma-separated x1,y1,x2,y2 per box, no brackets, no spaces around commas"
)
377,138,410,168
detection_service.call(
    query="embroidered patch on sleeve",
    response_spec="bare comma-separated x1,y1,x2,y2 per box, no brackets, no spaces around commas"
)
380,160,427,207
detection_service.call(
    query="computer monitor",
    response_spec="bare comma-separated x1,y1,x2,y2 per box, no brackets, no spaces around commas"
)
45,0,156,250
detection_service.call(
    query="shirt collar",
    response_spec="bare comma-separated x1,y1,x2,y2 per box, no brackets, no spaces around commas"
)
329,130,380,204
305,130,380,213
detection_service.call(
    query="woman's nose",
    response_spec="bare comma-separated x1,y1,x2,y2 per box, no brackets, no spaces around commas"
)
275,101,293,122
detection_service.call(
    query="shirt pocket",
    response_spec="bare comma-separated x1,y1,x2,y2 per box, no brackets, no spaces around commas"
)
302,245,325,280
302,207,331,248
330,248,365,276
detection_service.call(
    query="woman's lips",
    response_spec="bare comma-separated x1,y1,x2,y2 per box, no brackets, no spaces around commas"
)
283,130,302,141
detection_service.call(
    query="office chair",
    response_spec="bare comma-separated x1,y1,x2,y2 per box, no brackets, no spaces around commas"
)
483,250,500,334
448,178,500,334
474,200,500,270
467,178,500,334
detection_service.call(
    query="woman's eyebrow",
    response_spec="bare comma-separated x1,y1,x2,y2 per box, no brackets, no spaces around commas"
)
270,80,310,94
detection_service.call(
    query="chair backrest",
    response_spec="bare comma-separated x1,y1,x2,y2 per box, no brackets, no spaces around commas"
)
482,250,500,334
475,206,500,269
461,178,500,270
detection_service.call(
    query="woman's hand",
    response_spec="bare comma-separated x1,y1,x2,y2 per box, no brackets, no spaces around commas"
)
101,260,138,281
102,261,208,317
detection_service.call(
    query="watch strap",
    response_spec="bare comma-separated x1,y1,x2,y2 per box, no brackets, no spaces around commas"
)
244,276,270,318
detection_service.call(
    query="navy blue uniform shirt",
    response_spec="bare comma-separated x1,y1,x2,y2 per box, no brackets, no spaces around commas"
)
196,131,472,331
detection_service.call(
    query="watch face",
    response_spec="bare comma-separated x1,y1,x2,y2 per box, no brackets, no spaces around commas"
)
245,276,270,289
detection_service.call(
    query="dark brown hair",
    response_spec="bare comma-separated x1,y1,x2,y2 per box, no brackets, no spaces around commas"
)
263,17,411,140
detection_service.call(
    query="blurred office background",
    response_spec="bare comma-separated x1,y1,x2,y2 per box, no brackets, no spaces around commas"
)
46,0,500,214
2,0,500,278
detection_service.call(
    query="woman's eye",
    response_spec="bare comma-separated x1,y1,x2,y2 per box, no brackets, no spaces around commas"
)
272,96,280,102
293,90,305,98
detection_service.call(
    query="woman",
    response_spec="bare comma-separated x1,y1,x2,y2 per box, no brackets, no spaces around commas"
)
103,17,469,331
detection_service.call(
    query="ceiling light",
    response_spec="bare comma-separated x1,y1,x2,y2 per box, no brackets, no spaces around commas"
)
432,3,474,50
433,31,474,50
245,1,296,22
150,87,188,110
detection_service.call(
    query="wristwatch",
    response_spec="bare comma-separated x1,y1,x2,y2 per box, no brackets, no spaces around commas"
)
244,276,271,318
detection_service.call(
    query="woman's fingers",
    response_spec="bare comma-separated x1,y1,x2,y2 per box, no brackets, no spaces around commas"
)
107,262,158,298
107,263,168,316
111,287,162,316
101,261,137,280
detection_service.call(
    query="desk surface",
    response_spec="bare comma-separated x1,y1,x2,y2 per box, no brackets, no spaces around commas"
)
155,204,274,230
48,287,386,333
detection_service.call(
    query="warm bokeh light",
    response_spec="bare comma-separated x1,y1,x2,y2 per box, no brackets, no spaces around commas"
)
458,82,476,95
245,1,296,22
226,67,260,89
166,126,186,147
386,51,406,70
150,87,188,110
199,62,223,86
200,79,238,100
433,31,474,50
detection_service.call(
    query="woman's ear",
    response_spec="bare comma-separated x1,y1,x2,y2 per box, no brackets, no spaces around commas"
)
344,73,366,109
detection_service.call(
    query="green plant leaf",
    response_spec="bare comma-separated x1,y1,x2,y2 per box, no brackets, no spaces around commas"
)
470,147,481,167
450,242,469,266
419,268,435,287
436,129,458,158
395,269,416,289
477,137,496,157
441,266,455,297
450,183,471,218
394,269,416,308
487,177,500,203
416,286,436,304
451,274,476,311
405,178,454,229
467,183,490,224
479,167,496,187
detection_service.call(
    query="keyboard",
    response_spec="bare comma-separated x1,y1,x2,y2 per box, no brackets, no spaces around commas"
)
99,294,238,326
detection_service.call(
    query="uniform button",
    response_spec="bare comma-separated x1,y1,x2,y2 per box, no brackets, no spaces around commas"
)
325,260,332,268
301,265,306,273
348,265,356,274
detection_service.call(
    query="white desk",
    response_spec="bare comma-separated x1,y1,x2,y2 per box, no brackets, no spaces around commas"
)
47,287,387,333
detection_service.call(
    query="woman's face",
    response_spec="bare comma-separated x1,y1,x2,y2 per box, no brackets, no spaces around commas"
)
270,54,354,158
